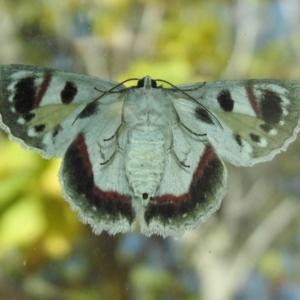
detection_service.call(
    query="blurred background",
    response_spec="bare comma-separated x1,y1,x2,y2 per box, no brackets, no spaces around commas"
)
0,0,300,299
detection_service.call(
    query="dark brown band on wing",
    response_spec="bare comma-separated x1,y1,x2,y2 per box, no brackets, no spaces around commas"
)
62,133,135,225
144,145,224,226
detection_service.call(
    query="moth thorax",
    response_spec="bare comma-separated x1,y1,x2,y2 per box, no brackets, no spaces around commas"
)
125,130,165,202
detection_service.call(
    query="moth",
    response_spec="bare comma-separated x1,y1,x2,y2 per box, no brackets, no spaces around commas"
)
0,64,299,238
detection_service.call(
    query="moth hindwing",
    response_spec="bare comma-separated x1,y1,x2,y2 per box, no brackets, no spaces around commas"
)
1,64,299,237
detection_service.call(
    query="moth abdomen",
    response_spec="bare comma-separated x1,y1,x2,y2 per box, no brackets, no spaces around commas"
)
125,130,165,202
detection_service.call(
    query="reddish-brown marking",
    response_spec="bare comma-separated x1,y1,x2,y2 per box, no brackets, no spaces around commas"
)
35,72,52,107
72,133,131,204
153,145,216,205
93,187,131,204
152,193,189,205
73,133,93,177
245,84,262,119
191,145,216,184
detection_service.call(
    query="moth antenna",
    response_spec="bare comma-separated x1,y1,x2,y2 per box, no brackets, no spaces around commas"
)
73,79,138,126
155,79,223,129
94,78,140,93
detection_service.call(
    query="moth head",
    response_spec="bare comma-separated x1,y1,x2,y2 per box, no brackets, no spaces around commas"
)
137,76,157,89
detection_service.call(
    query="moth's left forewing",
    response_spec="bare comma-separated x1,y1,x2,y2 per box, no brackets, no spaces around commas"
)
179,79,300,166
0,64,122,157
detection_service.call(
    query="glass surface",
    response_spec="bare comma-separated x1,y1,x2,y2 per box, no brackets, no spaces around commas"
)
0,1,300,299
